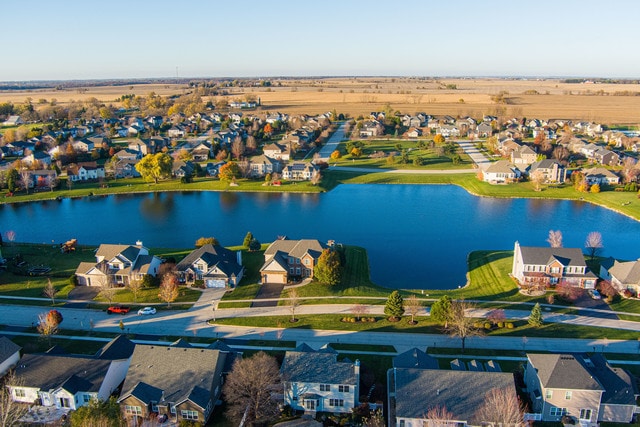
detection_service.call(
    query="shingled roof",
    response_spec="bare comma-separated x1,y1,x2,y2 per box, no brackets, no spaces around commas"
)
527,353,603,391
281,350,358,385
519,246,588,268
175,244,243,277
0,336,20,365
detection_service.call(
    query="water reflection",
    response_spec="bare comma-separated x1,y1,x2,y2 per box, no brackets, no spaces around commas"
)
139,193,174,223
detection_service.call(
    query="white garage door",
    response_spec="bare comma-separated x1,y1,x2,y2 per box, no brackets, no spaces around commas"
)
265,273,286,284
205,279,226,288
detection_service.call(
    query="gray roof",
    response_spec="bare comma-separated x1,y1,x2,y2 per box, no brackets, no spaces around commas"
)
530,159,562,171
176,244,243,278
96,244,143,263
485,160,518,174
13,354,112,393
0,336,20,363
527,353,603,391
94,335,135,360
261,239,325,273
589,354,638,405
518,246,587,268
608,259,640,285
281,351,358,385
393,368,516,421
119,345,225,409
393,348,439,370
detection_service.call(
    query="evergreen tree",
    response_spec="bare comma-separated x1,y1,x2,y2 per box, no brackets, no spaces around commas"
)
243,232,253,248
528,302,543,327
314,249,342,285
384,290,405,320
430,295,452,327
248,238,261,252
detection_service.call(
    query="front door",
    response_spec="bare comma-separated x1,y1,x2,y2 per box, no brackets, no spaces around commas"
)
305,400,316,411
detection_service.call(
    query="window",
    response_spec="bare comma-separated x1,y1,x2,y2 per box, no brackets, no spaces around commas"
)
125,405,142,416
580,409,592,420
181,410,198,420
289,268,294,274
14,389,25,398
545,390,553,399
83,395,91,403
296,267,301,275
320,384,331,392
565,391,572,400
338,385,350,393
151,401,159,412
296,258,300,264
304,258,310,266
170,405,176,414
59,397,71,408
329,399,344,407
305,400,316,410
550,407,567,417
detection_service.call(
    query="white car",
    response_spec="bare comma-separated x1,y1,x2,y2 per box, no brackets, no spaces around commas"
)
137,307,157,315
588,289,602,300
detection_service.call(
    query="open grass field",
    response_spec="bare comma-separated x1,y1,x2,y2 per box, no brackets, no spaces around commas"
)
2,78,640,124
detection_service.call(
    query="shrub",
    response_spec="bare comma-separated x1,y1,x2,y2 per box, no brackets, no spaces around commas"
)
368,317,376,322
193,279,205,289
473,321,483,328
497,321,504,328
484,322,492,330
506,322,514,329
69,274,78,286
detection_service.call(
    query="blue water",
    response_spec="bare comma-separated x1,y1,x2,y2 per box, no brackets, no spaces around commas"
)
2,185,639,289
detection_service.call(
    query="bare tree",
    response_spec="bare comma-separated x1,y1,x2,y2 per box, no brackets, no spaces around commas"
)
158,272,179,307
362,408,385,427
585,231,604,260
405,295,422,324
223,352,281,424
96,262,117,304
246,135,257,153
310,170,322,186
19,170,31,194
351,303,368,321
621,157,639,184
127,279,144,303
473,387,525,427
530,169,545,191
425,405,456,427
231,136,245,160
486,308,506,326
288,288,300,322
0,370,29,427
546,230,563,248
445,300,481,353
42,278,58,305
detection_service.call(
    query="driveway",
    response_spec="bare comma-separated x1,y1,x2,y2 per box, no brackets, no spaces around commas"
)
64,286,100,308
251,282,285,308
456,140,492,170
317,122,348,161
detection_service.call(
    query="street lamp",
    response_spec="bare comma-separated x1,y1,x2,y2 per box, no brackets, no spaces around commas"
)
211,300,216,322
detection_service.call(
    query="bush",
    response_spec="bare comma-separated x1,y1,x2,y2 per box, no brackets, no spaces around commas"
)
69,274,78,286
193,279,205,289
497,321,504,328
473,321,483,328
506,322,514,329
484,322,492,329
368,317,376,322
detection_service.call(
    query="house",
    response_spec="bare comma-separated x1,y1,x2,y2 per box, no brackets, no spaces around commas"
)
117,344,226,425
167,125,186,138
405,127,423,138
260,238,325,284
528,159,567,183
476,122,493,138
582,168,620,185
113,159,141,178
75,242,162,287
113,148,141,161
359,120,383,138
67,162,106,182
2,115,24,126
8,336,133,411
392,348,439,370
281,346,360,414
72,139,94,153
0,336,21,377
482,160,520,184
437,124,460,138
172,160,195,178
27,170,58,189
593,148,621,166
175,243,244,288
23,151,52,167
600,258,640,296
387,368,517,427
524,353,639,425
512,241,597,289
402,115,423,128
282,162,320,181
191,142,213,161
248,154,281,177
263,142,291,161
511,145,537,167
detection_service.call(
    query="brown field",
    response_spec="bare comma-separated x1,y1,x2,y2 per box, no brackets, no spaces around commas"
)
2,78,640,125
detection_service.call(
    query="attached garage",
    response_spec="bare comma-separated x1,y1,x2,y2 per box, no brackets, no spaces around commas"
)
205,279,226,288
264,273,287,284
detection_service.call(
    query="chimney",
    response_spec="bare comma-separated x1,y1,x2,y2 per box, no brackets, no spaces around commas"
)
354,359,360,377
136,240,143,247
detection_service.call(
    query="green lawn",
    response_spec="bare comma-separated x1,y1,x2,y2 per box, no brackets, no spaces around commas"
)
93,286,201,305
219,246,268,308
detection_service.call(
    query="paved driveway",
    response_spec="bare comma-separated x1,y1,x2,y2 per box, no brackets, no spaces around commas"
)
251,282,285,308
456,140,492,170
317,122,348,161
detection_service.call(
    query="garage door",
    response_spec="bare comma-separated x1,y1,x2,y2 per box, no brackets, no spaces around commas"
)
265,273,286,284
205,279,226,288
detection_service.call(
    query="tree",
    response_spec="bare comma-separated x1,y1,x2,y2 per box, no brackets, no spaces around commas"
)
330,150,342,160
530,169,545,191
314,249,342,285
195,236,219,247
158,272,179,307
433,134,445,143
223,352,281,423
127,279,143,303
430,295,452,327
528,303,543,327
384,290,405,321
585,231,604,260
19,170,31,194
243,232,254,248
0,370,28,427
473,387,525,427
590,183,600,193
42,278,57,304
352,303,369,321
405,295,421,324
425,405,456,427
219,161,241,181
351,147,362,158
362,408,386,427
231,136,245,160
288,289,300,322
546,230,563,248
38,309,63,339
6,168,19,193
135,153,173,184
445,299,480,353
69,397,125,427
487,308,506,326
248,238,261,251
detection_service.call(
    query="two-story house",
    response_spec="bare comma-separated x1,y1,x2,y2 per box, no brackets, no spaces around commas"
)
282,162,320,181
67,162,106,182
511,242,597,289
118,344,226,425
259,238,325,284
75,242,162,287
600,258,640,297
511,145,537,167
482,160,521,184
175,243,244,288
524,353,638,425
582,168,620,186
263,142,291,161
281,345,359,415
527,159,567,183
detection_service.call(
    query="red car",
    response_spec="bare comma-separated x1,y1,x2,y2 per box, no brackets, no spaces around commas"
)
106,306,130,315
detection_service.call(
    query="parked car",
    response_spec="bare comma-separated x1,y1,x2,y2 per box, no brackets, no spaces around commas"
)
137,307,157,315
588,289,602,300
106,306,130,315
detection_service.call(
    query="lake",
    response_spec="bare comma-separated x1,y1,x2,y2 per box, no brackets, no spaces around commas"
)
2,185,639,289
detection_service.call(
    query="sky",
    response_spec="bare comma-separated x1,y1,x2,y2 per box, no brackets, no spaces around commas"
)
1,0,639,81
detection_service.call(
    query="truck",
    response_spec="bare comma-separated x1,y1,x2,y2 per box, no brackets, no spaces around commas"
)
106,306,130,315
